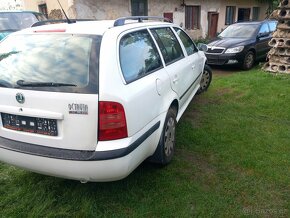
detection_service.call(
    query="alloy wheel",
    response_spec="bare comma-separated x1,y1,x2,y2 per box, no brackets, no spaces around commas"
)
164,117,175,157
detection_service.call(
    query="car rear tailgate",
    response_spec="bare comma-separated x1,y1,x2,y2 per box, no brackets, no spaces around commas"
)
0,88,98,151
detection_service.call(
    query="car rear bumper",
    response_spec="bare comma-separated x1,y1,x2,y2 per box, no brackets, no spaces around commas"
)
0,147,136,182
0,122,160,182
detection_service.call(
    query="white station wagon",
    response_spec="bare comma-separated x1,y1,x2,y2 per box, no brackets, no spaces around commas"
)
0,17,211,182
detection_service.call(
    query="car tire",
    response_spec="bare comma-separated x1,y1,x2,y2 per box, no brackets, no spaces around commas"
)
242,51,255,70
197,64,212,94
149,108,176,165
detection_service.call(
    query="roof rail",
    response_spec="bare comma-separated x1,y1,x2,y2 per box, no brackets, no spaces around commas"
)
31,19,96,27
113,16,172,27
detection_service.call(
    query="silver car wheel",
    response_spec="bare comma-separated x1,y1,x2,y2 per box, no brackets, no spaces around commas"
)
164,117,175,157
200,69,211,90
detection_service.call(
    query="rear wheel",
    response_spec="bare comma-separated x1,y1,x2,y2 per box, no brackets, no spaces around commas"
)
242,51,255,70
197,64,212,94
149,108,176,165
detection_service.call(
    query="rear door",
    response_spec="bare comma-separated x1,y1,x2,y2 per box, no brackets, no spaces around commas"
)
256,22,271,59
0,33,100,151
117,28,171,135
150,27,202,107
173,27,204,77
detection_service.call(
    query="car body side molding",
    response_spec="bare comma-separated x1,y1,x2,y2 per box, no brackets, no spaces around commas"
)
179,71,202,100
0,121,160,161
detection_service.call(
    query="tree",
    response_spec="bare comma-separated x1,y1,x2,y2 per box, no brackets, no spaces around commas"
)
257,0,279,17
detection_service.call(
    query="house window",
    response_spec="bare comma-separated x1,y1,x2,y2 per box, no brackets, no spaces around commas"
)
38,4,48,18
163,12,173,22
238,8,251,22
252,7,260,21
185,6,200,29
225,6,236,25
131,0,148,16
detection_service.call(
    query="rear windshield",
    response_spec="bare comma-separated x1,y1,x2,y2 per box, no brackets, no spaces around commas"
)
219,24,259,38
0,34,101,94
0,12,46,31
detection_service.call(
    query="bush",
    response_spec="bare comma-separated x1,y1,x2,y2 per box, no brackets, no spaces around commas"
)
194,37,210,45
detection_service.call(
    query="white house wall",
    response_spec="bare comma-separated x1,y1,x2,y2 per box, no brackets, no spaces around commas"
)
72,0,130,19
185,0,268,38
23,0,269,39
23,0,69,13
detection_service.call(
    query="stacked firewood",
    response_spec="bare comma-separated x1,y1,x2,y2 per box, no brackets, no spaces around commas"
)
263,0,290,74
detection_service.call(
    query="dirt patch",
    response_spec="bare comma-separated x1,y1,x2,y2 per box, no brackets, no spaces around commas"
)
210,65,242,77
182,88,231,126
194,91,225,105
215,87,233,96
176,149,216,177
175,149,219,190
182,107,202,127
182,95,208,127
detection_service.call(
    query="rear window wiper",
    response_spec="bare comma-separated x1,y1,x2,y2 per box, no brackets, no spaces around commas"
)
0,79,13,88
0,29,19,32
16,80,77,87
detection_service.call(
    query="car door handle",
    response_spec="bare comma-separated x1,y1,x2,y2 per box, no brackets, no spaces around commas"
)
192,65,195,69
155,78,162,95
172,76,179,84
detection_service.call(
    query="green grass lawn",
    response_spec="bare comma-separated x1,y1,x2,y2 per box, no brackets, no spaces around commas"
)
1,68,289,217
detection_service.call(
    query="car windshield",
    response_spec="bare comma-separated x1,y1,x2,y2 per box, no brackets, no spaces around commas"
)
219,24,260,38
0,12,46,31
0,34,100,93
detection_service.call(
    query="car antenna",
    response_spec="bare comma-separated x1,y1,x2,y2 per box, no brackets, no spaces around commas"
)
57,0,74,24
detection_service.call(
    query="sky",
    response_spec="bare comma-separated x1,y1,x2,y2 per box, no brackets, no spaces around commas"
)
0,0,23,10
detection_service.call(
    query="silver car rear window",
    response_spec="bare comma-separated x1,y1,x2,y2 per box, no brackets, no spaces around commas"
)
0,33,101,94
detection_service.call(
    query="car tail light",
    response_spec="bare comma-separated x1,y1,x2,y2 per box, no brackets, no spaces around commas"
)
98,101,128,141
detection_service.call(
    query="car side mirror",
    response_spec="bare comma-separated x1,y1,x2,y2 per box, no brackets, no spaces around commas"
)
197,43,208,52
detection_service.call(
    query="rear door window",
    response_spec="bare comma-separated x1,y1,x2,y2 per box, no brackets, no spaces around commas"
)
119,30,162,83
173,27,197,56
150,27,184,65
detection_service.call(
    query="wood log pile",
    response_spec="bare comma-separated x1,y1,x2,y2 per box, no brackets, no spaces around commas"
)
263,0,290,74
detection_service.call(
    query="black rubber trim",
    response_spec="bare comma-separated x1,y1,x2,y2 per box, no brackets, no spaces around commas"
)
179,71,203,100
0,121,160,161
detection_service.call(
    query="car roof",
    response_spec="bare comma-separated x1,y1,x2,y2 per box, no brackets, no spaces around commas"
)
16,19,174,36
235,20,277,25
0,10,42,14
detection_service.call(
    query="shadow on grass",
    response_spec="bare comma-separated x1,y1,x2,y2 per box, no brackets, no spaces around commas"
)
0,162,166,214
9,160,176,199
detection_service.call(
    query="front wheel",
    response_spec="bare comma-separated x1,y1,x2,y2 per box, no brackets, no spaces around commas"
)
149,108,176,165
241,51,255,70
197,64,212,94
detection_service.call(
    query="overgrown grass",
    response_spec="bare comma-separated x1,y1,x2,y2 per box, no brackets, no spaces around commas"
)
1,68,289,217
